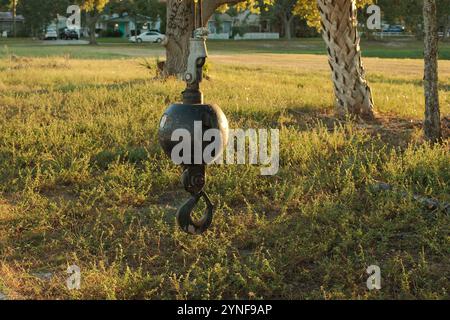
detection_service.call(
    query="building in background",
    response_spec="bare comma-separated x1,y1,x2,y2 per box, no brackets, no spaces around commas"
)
43,13,161,39
207,10,278,40
97,13,161,38
207,13,233,39
0,11,25,37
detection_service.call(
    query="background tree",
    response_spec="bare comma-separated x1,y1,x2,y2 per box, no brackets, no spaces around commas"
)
377,0,450,40
140,0,166,33
423,0,442,142
74,0,110,45
12,0,16,36
0,0,9,11
17,0,70,37
110,0,146,40
378,0,423,37
145,0,167,32
260,0,297,39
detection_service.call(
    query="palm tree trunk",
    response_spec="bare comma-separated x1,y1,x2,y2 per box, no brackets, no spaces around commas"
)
423,0,441,143
317,0,375,120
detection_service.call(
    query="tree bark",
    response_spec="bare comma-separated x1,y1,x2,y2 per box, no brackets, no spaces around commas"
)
164,0,195,77
423,0,442,143
87,11,99,45
317,0,375,120
283,15,294,40
164,0,244,76
12,0,16,37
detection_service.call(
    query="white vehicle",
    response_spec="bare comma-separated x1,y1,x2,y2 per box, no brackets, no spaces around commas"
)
129,31,165,43
44,29,58,40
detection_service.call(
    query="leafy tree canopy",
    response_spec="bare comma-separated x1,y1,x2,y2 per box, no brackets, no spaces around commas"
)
293,0,374,29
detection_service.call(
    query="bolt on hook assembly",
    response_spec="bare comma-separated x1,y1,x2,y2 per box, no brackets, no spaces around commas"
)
158,0,229,235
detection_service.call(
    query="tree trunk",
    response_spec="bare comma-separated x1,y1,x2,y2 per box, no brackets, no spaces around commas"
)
317,0,375,120
283,15,292,40
164,0,196,77
87,12,99,45
135,15,138,45
12,0,16,37
423,0,442,143
164,0,243,76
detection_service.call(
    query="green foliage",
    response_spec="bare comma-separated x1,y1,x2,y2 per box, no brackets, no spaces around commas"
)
258,0,298,38
109,0,163,18
77,0,110,12
293,0,374,29
377,0,450,35
17,0,70,36
231,25,247,37
0,0,12,11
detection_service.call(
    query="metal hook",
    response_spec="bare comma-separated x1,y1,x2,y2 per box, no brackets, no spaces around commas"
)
176,191,214,235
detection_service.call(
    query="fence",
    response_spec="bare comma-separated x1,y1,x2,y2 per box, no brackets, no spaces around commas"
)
372,32,415,39
208,33,229,40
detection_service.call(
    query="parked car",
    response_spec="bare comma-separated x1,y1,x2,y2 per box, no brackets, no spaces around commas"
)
383,25,405,33
129,31,165,43
44,29,58,40
60,28,79,40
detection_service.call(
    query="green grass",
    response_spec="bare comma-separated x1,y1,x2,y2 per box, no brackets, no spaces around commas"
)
208,38,450,60
1,37,450,60
0,48,449,299
0,41,164,59
96,37,130,44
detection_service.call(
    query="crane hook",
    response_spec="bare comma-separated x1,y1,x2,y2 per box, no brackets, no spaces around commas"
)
176,165,214,235
176,191,214,235
158,0,227,236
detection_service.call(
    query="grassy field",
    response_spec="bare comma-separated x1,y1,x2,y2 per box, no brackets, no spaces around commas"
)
0,41,449,299
2,37,450,59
